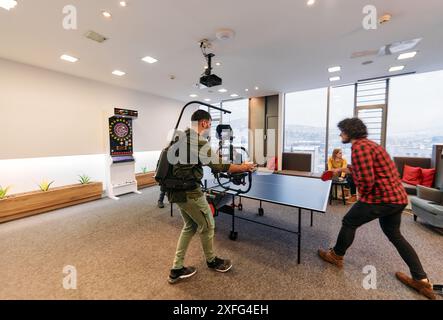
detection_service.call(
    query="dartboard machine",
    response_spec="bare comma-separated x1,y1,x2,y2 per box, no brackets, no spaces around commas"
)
109,116,134,161
106,108,141,200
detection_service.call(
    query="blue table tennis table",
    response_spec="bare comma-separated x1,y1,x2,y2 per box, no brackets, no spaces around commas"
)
171,171,332,264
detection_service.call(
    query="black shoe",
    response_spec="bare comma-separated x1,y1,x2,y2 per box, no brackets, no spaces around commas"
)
168,266,197,284
158,201,165,208
207,257,232,273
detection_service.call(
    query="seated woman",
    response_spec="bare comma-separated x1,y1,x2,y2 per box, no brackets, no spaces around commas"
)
327,148,357,204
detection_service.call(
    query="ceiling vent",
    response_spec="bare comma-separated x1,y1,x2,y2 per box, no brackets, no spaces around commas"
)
84,30,108,43
351,38,422,59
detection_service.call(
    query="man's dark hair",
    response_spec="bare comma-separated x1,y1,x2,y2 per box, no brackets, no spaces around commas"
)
337,118,368,139
191,109,212,122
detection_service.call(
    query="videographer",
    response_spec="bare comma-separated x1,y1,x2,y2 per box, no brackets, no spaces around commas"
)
167,109,256,284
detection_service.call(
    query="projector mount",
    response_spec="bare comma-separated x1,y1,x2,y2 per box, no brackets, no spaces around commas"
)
198,39,222,88
200,39,214,77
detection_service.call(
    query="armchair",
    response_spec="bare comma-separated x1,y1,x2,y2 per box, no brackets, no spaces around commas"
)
411,185,443,228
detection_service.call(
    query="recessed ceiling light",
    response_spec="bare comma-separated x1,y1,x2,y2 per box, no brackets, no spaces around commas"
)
215,62,221,66
0,0,17,10
255,86,259,90
141,56,158,64
307,0,315,6
218,88,227,93
119,1,127,7
230,94,239,98
389,65,405,72
190,94,198,98
85,30,108,43
329,76,341,82
328,66,341,73
245,89,249,92
102,11,112,18
398,51,417,60
204,98,211,102
112,70,126,76
60,54,78,63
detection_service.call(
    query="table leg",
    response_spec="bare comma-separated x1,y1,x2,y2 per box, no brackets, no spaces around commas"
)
341,185,346,205
170,203,173,217
310,210,313,227
297,208,301,264
229,194,238,240
258,200,264,216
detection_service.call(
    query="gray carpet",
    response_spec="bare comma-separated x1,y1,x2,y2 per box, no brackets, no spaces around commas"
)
0,186,442,300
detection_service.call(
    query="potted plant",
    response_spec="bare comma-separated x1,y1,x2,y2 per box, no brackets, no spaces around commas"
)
0,185,11,200
135,166,157,189
0,176,103,224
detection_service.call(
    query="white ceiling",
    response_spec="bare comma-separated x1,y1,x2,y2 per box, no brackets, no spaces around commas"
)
1,0,443,102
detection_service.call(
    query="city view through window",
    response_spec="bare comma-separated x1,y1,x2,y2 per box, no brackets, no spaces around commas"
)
387,70,443,157
284,70,443,173
202,99,249,163
284,88,327,173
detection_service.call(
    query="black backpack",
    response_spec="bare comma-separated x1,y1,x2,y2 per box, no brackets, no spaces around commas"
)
154,135,198,192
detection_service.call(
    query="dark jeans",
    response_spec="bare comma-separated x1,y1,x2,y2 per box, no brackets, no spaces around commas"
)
159,191,166,203
346,175,357,195
333,201,427,280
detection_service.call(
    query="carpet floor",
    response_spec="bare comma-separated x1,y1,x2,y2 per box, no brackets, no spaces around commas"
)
0,186,442,300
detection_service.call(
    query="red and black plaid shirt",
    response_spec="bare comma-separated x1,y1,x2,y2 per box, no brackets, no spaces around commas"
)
351,138,408,205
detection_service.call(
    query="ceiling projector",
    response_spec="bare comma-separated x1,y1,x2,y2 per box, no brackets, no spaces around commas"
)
200,73,222,88
199,51,222,88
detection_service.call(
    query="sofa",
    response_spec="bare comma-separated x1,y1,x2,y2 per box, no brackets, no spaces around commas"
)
410,153,443,228
393,157,431,195
411,186,443,228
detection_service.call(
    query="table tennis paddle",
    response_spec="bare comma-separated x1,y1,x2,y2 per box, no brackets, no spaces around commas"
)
321,170,334,181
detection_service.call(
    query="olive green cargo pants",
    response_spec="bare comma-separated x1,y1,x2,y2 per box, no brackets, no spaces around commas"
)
172,195,216,269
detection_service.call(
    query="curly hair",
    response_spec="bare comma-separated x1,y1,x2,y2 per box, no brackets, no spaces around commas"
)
337,118,368,140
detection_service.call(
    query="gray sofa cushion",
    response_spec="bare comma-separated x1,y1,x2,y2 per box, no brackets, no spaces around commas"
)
411,197,443,216
417,185,443,203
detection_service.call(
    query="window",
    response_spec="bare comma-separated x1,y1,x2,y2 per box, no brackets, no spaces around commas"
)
221,99,249,150
284,88,327,173
328,85,354,166
201,99,249,161
355,79,389,146
199,103,223,150
221,99,249,162
387,70,443,158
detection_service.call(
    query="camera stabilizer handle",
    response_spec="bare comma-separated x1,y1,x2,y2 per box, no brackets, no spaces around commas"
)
213,171,253,195
172,101,231,143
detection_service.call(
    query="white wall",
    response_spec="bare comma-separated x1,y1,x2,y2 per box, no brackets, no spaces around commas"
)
1,58,193,159
0,58,195,194
0,151,161,194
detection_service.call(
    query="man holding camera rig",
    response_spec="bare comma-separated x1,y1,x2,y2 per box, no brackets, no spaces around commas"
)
167,109,256,284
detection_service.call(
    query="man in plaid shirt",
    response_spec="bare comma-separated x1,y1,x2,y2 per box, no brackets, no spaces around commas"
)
318,118,435,300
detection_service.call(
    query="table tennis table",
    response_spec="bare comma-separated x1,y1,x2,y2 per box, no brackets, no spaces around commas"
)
171,170,332,264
